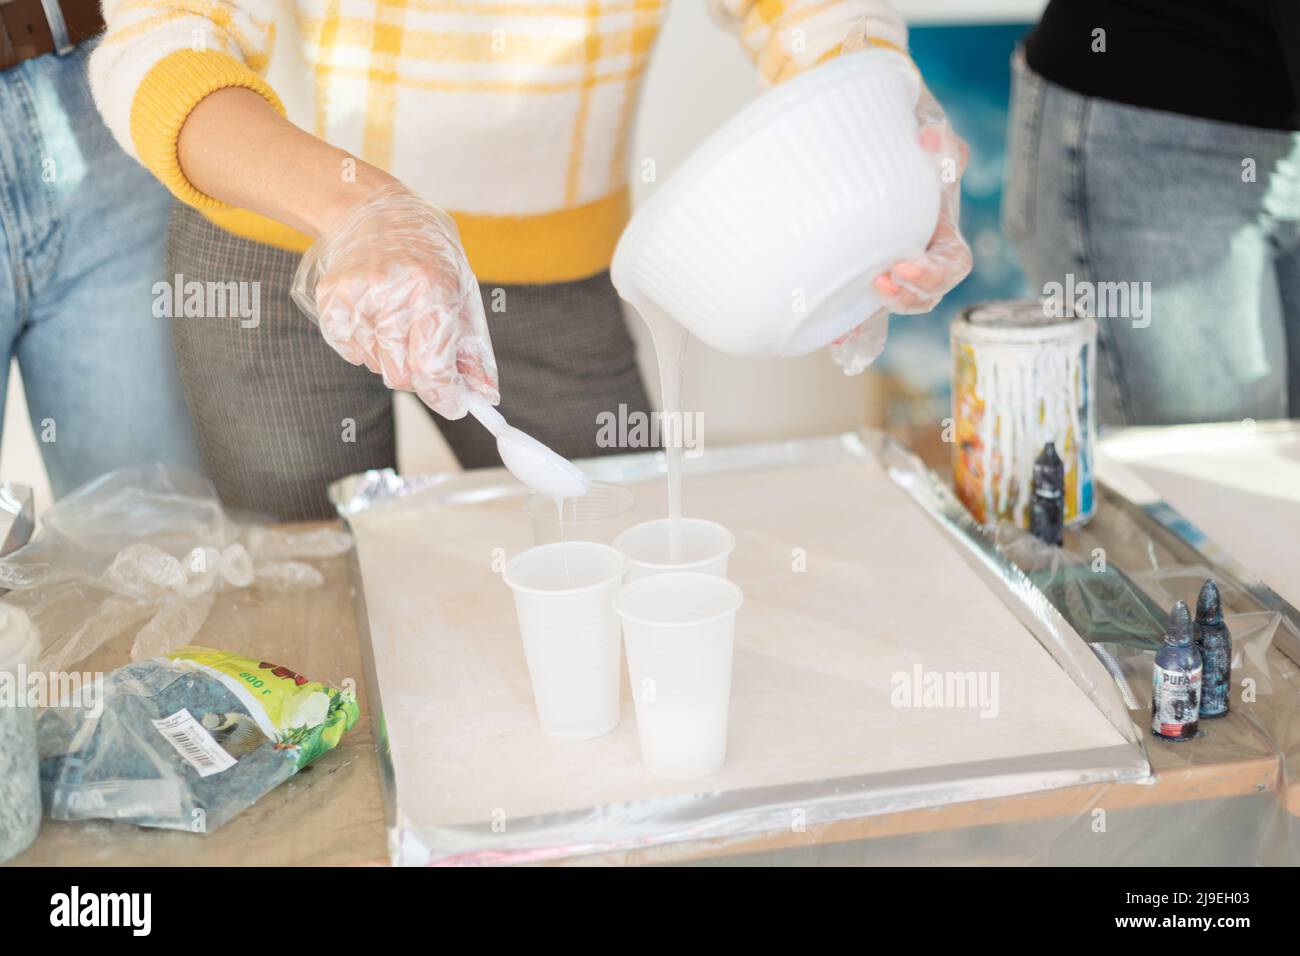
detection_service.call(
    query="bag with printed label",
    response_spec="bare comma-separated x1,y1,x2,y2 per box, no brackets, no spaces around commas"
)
38,646,359,833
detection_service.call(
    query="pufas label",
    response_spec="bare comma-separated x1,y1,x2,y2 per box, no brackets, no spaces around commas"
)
1152,666,1202,740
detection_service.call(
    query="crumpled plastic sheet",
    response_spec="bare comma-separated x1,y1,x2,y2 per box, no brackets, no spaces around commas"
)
0,465,352,671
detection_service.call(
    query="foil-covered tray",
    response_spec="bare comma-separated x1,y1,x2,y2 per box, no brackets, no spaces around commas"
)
330,431,1151,865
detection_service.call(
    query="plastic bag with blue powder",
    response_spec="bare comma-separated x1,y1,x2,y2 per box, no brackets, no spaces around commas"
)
38,646,359,833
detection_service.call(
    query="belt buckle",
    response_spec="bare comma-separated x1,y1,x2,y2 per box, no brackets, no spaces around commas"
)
40,0,75,56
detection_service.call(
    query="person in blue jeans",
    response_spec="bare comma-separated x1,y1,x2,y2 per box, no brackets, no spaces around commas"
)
0,2,200,496
1005,0,1300,427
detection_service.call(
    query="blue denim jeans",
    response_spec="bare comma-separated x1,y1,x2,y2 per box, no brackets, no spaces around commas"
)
1004,52,1300,427
0,43,200,495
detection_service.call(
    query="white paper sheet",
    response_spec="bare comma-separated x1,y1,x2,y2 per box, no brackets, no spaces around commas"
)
1098,422,1300,611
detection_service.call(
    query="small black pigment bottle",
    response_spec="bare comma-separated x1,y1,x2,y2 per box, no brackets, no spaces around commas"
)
1029,442,1065,546
1151,601,1203,741
1194,580,1231,718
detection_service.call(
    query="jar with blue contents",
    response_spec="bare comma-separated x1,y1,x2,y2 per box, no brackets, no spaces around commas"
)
0,604,41,862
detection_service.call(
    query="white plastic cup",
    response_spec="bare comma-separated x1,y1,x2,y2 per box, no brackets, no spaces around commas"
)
503,542,625,739
525,482,636,545
613,518,735,582
614,572,743,779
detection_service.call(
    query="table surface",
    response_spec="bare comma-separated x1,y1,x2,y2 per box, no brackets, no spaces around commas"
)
11,481,1300,867
10,545,389,867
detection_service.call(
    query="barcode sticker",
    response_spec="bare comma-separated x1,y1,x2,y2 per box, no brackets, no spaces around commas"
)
152,709,237,778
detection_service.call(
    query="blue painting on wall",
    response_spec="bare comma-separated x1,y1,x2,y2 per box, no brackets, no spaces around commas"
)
876,22,1035,421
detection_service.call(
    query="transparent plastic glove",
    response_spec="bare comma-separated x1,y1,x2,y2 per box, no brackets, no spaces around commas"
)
833,31,974,374
291,184,499,419
254,561,326,592
244,526,352,561
876,86,973,312
130,594,216,661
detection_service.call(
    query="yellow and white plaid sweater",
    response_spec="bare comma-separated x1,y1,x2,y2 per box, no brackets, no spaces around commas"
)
90,0,908,282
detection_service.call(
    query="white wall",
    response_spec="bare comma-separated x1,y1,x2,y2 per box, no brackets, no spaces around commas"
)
895,0,1045,21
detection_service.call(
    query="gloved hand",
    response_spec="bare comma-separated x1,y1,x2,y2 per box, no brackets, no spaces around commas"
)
832,63,973,374
290,184,499,418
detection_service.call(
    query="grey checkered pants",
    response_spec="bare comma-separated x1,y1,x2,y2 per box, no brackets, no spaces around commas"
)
166,204,651,521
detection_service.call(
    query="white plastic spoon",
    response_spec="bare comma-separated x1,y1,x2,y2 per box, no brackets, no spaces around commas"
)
464,395,591,500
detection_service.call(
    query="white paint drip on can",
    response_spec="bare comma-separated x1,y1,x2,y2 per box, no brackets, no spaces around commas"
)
951,302,1098,529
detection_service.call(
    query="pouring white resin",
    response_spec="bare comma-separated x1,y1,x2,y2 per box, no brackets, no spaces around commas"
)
642,308,690,562
610,52,937,359
610,50,940,552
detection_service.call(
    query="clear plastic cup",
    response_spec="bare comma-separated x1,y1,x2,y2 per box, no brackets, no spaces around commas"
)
503,542,625,739
614,572,743,778
613,517,735,581
525,482,636,545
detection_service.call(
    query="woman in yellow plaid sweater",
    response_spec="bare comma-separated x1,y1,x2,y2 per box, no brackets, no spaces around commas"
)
90,0,970,520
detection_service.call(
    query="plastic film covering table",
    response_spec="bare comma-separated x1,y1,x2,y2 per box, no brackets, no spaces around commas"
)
332,433,1151,865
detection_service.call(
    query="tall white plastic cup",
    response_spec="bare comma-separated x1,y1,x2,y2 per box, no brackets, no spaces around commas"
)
613,518,735,582
503,542,625,739
614,572,743,778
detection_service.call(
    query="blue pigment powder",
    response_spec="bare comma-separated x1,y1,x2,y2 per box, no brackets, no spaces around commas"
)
38,653,354,833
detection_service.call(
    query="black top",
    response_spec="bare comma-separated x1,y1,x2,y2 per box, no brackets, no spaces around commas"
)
1026,0,1300,131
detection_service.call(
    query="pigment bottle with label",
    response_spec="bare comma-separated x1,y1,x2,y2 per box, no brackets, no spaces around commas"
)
1151,601,1202,741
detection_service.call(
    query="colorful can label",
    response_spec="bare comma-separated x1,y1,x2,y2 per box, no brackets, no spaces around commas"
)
1152,665,1202,740
951,301,1097,529
164,647,359,769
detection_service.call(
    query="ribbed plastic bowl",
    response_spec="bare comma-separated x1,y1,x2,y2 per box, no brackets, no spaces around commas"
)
612,50,941,358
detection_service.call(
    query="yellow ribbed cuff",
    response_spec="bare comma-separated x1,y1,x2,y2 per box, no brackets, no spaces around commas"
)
130,48,286,211
454,189,631,284
863,36,908,57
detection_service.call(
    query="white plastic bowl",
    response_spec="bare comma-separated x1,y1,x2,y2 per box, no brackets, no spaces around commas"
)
612,50,940,358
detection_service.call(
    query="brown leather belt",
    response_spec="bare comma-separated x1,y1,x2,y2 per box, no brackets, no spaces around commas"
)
0,0,104,71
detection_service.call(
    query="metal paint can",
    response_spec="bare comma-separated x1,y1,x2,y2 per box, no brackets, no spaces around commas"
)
951,300,1098,529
